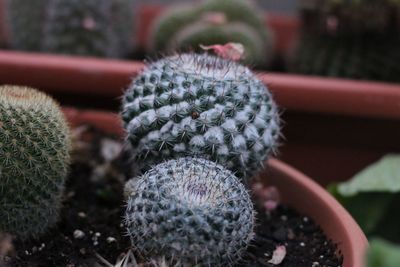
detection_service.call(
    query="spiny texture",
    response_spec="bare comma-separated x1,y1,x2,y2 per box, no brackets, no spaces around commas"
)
293,0,400,82
292,34,400,82
43,0,115,57
0,86,70,239
6,0,133,57
124,157,255,267
122,53,280,180
5,0,49,51
167,22,267,65
149,0,273,66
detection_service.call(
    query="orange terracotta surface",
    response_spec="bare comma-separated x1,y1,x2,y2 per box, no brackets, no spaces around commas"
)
63,108,368,267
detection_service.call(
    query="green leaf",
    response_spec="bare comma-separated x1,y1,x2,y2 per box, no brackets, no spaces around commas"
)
337,154,400,196
328,154,400,237
367,239,400,267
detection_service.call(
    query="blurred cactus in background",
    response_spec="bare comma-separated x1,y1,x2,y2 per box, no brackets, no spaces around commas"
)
5,0,134,58
291,0,400,82
149,0,274,66
0,86,70,239
5,0,49,51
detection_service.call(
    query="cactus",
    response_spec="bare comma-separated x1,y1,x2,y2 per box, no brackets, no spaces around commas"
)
291,34,400,82
122,53,280,180
292,0,400,82
6,0,133,57
166,22,269,65
149,0,273,66
0,85,70,239
5,0,49,51
43,0,115,57
124,157,255,266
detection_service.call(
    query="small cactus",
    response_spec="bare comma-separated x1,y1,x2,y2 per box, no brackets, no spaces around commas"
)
5,0,133,57
149,0,274,66
166,22,269,65
124,157,255,266
5,0,49,51
292,0,400,82
0,85,70,239
122,53,280,180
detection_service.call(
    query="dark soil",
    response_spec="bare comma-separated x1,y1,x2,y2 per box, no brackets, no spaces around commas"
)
4,125,343,267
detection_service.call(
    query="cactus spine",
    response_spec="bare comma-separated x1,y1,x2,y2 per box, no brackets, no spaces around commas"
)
122,53,280,266
124,157,255,266
6,0,134,57
122,53,280,180
0,85,70,239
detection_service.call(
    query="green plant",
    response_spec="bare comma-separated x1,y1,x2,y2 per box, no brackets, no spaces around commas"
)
122,53,280,180
367,238,400,267
149,0,273,66
0,85,70,239
124,157,255,266
5,0,49,51
6,0,133,57
329,154,400,266
292,0,400,82
166,22,268,65
122,53,280,265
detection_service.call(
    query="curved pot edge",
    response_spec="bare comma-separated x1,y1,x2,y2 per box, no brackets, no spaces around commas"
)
266,158,368,267
63,107,368,267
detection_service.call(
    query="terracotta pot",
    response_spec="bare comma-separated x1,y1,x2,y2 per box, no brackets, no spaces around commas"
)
63,107,368,267
1,50,400,186
134,4,300,55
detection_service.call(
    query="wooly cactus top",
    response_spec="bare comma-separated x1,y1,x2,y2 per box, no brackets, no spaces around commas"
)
0,86,70,239
122,53,280,180
124,157,255,266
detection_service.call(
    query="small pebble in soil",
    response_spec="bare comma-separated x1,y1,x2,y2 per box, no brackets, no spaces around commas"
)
73,230,85,240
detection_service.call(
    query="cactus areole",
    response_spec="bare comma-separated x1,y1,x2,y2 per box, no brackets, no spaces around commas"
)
0,85,70,239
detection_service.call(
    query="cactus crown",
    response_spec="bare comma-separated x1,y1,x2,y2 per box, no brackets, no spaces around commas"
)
124,157,255,266
122,53,280,180
0,85,70,239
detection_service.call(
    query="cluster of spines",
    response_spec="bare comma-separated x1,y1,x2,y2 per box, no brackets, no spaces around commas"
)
0,85,70,239
122,53,280,179
124,157,255,266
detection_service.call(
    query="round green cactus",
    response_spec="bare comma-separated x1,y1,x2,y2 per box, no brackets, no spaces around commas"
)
5,0,49,51
293,0,400,82
122,53,280,180
166,22,269,65
0,85,70,239
124,157,255,266
149,0,274,66
6,0,133,57
291,34,400,82
43,0,115,57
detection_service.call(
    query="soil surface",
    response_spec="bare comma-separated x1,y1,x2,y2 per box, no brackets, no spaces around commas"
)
3,125,343,267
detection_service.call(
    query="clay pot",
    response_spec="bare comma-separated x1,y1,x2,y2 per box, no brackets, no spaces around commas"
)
63,107,368,267
1,50,400,186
